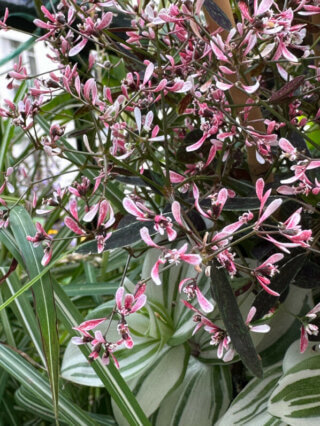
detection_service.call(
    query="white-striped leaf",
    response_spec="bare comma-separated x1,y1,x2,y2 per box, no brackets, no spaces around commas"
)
53,280,151,425
218,363,284,426
9,206,60,420
0,269,45,365
154,357,232,426
283,340,320,374
15,385,117,425
268,356,320,424
0,345,98,425
61,334,160,386
113,344,190,423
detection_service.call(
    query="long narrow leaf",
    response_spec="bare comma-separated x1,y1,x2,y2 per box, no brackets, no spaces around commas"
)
0,345,98,426
0,268,45,364
210,260,263,378
9,206,60,422
52,279,151,426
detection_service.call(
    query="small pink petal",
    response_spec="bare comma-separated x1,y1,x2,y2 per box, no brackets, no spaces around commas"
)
258,199,282,225
73,318,106,331
256,178,265,201
69,38,88,57
83,203,99,222
279,138,295,154
116,287,124,310
256,0,274,16
65,217,84,235
195,288,214,313
140,227,160,248
123,197,145,219
172,201,184,227
143,62,154,86
250,324,270,333
151,258,166,285
246,307,257,324
131,294,147,313
241,80,260,94
180,253,202,266
97,200,109,228
69,199,79,220
216,81,233,91
134,107,142,134
166,226,177,241
300,326,309,353
144,111,154,131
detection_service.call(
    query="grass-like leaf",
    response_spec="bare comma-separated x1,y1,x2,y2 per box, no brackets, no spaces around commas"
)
9,206,60,422
53,279,151,425
0,345,98,425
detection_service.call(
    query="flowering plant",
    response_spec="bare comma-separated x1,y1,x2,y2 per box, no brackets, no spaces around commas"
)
0,0,320,424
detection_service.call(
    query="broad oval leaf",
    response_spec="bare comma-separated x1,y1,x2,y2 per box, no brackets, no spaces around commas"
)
269,356,320,425
218,363,284,426
154,357,232,426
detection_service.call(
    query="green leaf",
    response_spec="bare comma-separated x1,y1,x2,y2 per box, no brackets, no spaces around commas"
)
0,269,45,365
282,340,320,375
258,285,312,367
113,344,189,423
0,228,24,266
9,206,60,421
0,82,28,171
52,279,151,426
269,356,320,425
61,333,160,386
253,253,307,320
210,260,263,378
15,385,117,425
76,218,156,254
218,363,284,426
62,282,118,297
154,358,232,426
0,345,98,426
203,0,232,30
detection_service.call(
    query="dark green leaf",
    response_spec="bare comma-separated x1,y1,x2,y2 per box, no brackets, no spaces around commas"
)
293,259,320,288
210,260,263,378
253,253,307,320
76,217,155,254
203,0,232,30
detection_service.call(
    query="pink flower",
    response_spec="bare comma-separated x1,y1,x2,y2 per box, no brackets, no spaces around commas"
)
300,303,320,353
72,318,107,344
181,300,219,335
115,287,147,316
26,222,51,247
123,197,177,241
179,278,214,313
193,184,229,220
255,178,282,227
253,253,284,296
140,227,201,285
95,200,115,253
245,307,271,333
117,322,134,349
0,7,9,30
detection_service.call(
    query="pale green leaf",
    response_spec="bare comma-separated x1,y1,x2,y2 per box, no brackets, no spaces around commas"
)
269,356,320,425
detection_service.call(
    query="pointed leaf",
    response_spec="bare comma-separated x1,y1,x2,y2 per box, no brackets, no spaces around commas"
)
9,206,60,421
203,0,232,30
210,260,263,377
